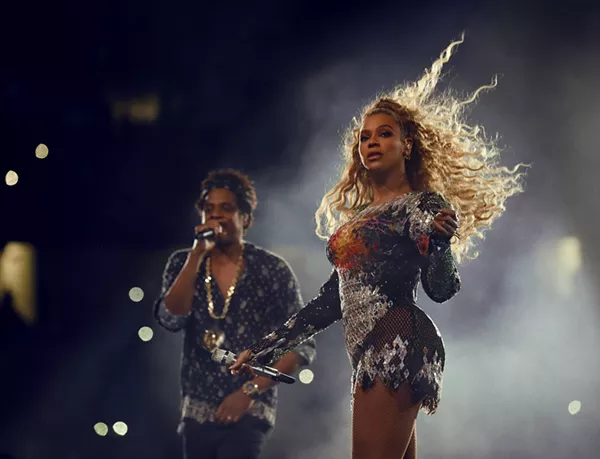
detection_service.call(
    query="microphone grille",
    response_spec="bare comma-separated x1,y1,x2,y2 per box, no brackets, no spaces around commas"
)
211,348,235,365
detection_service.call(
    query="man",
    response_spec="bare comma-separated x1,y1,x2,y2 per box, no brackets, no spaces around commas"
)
154,169,315,459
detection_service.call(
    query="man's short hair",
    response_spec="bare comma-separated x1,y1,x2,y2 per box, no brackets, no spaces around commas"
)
195,169,258,230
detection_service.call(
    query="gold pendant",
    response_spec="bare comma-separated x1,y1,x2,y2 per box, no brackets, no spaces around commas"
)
203,329,225,352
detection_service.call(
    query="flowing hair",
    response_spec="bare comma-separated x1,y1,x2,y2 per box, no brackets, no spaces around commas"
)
315,35,526,262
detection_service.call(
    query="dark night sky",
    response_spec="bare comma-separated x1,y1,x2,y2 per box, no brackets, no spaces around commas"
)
2,0,337,248
0,3,396,457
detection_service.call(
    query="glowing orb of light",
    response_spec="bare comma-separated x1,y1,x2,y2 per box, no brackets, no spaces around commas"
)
5,170,18,186
299,369,315,384
35,143,49,159
113,421,128,436
129,287,144,302
568,400,582,415
138,326,154,342
93,422,109,436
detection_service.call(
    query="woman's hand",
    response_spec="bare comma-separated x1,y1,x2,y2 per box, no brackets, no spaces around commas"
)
229,349,255,376
433,208,459,239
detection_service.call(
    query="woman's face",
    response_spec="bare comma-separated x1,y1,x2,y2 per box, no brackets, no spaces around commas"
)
359,113,412,174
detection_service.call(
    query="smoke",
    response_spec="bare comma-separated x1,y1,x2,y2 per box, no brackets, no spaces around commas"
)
420,230,600,458
245,14,600,459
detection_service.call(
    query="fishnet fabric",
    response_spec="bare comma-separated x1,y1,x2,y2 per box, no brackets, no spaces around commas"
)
250,191,459,414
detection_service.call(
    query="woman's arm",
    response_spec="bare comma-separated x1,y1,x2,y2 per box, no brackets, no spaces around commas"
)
407,192,461,303
244,269,342,366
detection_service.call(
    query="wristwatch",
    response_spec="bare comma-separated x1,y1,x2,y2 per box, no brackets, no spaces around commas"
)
241,381,259,398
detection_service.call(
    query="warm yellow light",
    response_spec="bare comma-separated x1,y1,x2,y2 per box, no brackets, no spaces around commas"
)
0,242,37,325
299,369,314,384
111,94,160,123
129,287,144,302
35,144,49,159
113,421,128,436
94,422,109,436
568,400,582,415
5,170,18,186
554,237,582,295
138,326,154,342
556,237,582,274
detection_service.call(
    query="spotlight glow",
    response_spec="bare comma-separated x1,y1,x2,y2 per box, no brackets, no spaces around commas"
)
35,143,49,159
568,400,582,415
138,326,154,342
554,237,582,295
556,237,582,274
111,94,160,123
94,422,108,436
299,369,315,384
113,421,128,436
129,287,144,302
5,170,18,186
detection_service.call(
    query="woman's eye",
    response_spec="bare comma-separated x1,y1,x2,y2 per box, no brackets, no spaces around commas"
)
380,131,392,137
360,135,369,142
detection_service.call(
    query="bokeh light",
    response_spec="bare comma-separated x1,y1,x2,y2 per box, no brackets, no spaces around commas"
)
299,369,314,384
5,170,18,186
113,421,128,436
93,422,108,436
35,143,49,159
556,236,582,274
554,236,582,295
111,94,160,123
138,326,154,342
129,287,144,302
568,400,582,415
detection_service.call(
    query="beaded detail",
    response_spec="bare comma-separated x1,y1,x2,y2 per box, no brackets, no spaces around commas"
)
250,191,461,414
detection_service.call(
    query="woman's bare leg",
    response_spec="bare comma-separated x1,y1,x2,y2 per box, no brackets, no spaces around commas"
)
352,379,420,459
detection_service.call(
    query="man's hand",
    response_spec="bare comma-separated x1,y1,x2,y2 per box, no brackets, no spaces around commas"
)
215,390,254,424
191,220,222,257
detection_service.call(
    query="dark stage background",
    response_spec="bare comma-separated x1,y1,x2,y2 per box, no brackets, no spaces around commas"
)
1,1,600,458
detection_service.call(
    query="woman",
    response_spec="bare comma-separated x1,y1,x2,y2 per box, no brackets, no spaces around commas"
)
231,36,525,459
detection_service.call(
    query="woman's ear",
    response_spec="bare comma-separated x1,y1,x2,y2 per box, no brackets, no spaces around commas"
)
405,138,413,155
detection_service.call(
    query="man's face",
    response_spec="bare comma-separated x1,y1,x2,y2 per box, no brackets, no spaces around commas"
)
201,188,246,245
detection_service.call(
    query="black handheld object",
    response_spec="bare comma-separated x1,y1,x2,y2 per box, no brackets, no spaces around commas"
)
211,349,296,384
195,228,216,240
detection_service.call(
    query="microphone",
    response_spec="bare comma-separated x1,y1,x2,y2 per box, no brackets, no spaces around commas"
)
195,227,216,240
211,348,296,385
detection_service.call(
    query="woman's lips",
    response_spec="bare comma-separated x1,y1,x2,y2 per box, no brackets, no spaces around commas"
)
367,152,383,161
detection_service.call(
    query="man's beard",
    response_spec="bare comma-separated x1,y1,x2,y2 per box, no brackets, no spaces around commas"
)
215,236,235,249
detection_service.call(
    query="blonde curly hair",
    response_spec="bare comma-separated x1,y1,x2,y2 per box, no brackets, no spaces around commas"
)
315,35,526,262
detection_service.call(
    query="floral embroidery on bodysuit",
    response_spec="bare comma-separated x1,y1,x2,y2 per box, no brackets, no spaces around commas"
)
250,191,461,414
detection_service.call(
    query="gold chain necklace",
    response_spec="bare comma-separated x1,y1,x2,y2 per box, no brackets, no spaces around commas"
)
205,245,245,320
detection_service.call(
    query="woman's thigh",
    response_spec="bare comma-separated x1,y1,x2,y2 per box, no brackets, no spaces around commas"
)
352,379,420,459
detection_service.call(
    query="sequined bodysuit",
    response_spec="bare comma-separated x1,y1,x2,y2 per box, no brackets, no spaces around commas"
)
250,191,461,413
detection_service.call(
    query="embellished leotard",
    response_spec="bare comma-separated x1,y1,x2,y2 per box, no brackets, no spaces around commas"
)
249,191,461,413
